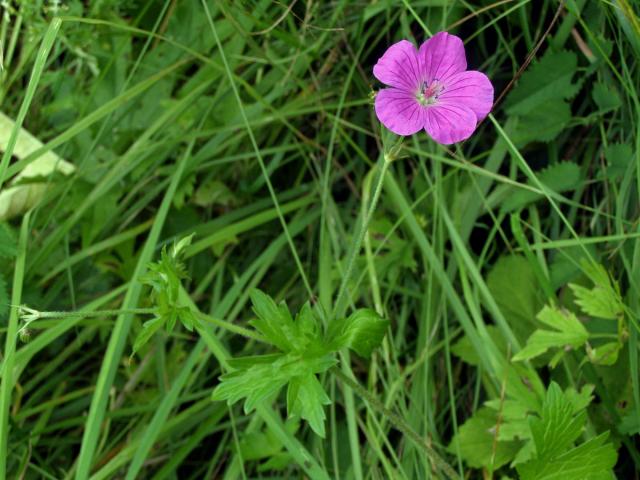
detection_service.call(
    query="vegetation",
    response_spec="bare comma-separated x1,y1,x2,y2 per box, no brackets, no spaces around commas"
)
1,0,639,478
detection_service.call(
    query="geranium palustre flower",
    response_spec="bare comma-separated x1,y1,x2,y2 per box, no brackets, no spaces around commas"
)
373,32,494,144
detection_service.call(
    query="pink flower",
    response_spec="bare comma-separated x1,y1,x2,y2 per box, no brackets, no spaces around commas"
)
373,32,494,145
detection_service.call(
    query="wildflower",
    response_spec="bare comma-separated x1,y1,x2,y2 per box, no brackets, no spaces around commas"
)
373,32,494,144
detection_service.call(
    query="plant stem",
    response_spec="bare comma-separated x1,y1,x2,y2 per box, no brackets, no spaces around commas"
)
20,308,157,320
333,155,390,318
331,366,461,480
19,307,267,344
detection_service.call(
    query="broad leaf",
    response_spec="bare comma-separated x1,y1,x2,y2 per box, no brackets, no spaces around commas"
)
569,263,623,320
448,407,522,469
604,143,633,179
328,308,389,358
487,255,543,341
0,111,75,220
592,81,621,112
249,289,296,352
501,162,582,214
505,51,580,145
505,51,580,115
287,374,332,437
132,316,164,356
513,306,588,364
517,383,617,480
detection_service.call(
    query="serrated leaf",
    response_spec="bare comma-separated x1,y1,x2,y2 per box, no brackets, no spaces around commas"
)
448,407,522,469
531,383,585,459
513,306,588,363
518,432,617,480
328,308,389,358
212,353,335,418
500,49,581,146
517,382,617,480
511,101,573,145
249,289,296,352
592,81,621,112
501,162,582,214
132,317,164,356
569,263,623,320
287,374,331,437
212,354,291,411
505,51,580,115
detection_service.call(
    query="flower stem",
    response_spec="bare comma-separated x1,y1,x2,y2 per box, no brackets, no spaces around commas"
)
19,307,157,320
18,306,267,344
331,366,461,480
332,155,390,318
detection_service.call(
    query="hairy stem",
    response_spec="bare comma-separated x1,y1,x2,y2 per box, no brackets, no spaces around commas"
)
19,307,267,344
333,155,390,318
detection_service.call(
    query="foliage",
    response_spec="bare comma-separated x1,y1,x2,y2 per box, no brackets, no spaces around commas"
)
134,235,198,354
212,288,389,437
1,0,639,478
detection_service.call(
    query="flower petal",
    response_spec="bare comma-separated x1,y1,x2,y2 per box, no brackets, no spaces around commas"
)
424,104,477,145
419,32,466,84
439,70,494,121
375,88,425,136
373,40,422,91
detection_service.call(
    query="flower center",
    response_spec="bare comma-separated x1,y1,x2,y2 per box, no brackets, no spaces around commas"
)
416,80,444,106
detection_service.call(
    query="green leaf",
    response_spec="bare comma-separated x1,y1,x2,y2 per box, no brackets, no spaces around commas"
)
569,263,624,320
506,51,580,146
0,223,17,259
132,317,164,356
448,407,522,469
0,272,8,321
287,374,331,437
135,235,199,351
249,289,296,352
505,51,580,115
487,255,543,341
193,179,237,207
513,306,588,364
451,326,506,366
212,354,292,412
501,162,582,214
515,101,573,145
212,352,335,436
0,111,75,220
328,308,389,358
586,341,621,366
604,143,633,179
592,81,621,112
239,418,298,471
517,382,617,480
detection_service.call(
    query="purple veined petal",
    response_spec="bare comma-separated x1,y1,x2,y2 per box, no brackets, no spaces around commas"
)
438,70,494,121
424,103,477,145
419,32,466,84
375,88,426,136
373,40,422,92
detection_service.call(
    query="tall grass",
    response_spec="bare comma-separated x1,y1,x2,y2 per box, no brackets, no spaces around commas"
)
0,1,639,478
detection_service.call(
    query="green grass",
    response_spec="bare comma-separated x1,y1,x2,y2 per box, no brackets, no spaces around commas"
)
1,0,640,478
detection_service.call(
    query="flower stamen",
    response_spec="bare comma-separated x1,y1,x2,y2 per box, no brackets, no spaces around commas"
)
416,80,444,106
